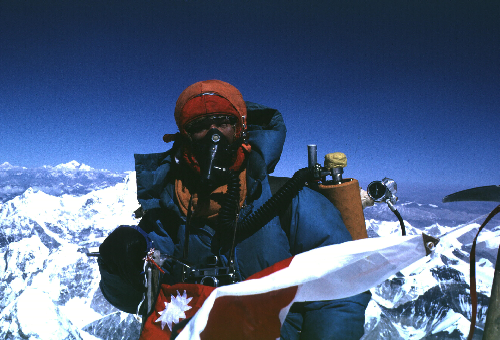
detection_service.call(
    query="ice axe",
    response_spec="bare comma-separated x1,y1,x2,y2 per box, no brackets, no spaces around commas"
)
443,187,500,340
443,185,500,203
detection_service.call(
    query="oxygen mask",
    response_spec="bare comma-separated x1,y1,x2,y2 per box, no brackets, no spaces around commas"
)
191,128,236,189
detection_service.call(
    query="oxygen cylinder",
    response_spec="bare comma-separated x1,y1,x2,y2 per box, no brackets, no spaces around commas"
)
315,152,368,240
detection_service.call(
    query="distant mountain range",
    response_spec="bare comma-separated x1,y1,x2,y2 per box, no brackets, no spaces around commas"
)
0,162,499,339
0,161,127,203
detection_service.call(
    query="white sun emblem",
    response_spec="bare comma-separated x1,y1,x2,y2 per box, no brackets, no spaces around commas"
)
155,290,193,331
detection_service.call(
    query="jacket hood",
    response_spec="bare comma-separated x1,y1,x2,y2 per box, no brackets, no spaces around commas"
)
244,101,286,184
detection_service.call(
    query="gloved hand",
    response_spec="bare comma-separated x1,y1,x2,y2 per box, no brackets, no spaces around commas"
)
99,226,148,291
360,188,375,209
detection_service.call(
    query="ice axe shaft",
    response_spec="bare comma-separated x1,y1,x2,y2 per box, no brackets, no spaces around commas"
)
483,244,500,339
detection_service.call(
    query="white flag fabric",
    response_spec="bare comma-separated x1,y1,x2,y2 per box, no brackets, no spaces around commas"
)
141,235,429,340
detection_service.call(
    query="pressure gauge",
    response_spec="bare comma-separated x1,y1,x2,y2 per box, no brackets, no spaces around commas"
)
367,181,388,202
367,178,398,203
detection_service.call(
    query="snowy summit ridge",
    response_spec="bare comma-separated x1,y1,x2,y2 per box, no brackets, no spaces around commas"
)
0,161,26,170
0,161,127,203
53,160,93,171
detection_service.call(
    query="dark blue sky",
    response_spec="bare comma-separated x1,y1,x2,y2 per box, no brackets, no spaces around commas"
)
1,0,499,192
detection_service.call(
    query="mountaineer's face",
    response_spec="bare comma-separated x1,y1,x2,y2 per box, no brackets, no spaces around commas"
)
186,115,237,144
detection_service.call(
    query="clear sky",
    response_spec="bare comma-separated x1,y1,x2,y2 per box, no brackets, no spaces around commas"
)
1,0,499,192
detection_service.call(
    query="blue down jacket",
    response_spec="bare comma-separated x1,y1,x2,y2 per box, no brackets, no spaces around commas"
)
99,102,371,339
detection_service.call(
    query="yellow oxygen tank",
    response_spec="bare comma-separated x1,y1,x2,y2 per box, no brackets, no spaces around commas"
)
315,152,368,240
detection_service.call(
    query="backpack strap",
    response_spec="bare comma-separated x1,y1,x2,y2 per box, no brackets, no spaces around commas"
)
268,176,293,237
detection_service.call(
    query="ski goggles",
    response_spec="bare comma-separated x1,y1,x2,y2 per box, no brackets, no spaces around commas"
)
185,115,238,135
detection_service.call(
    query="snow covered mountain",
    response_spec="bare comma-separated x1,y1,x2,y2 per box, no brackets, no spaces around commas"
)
362,218,499,340
0,166,140,340
0,163,499,339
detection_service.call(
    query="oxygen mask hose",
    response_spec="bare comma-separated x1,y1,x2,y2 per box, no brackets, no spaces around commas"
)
386,200,406,236
218,170,241,232
235,167,311,243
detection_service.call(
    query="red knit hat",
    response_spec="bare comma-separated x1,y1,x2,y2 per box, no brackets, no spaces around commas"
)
165,80,251,172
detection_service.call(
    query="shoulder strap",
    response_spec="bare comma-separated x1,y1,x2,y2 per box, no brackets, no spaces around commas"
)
268,176,293,237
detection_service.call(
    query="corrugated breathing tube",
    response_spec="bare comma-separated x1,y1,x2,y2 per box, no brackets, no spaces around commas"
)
218,167,311,244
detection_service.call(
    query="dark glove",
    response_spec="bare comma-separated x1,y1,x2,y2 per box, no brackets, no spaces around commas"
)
99,226,148,291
